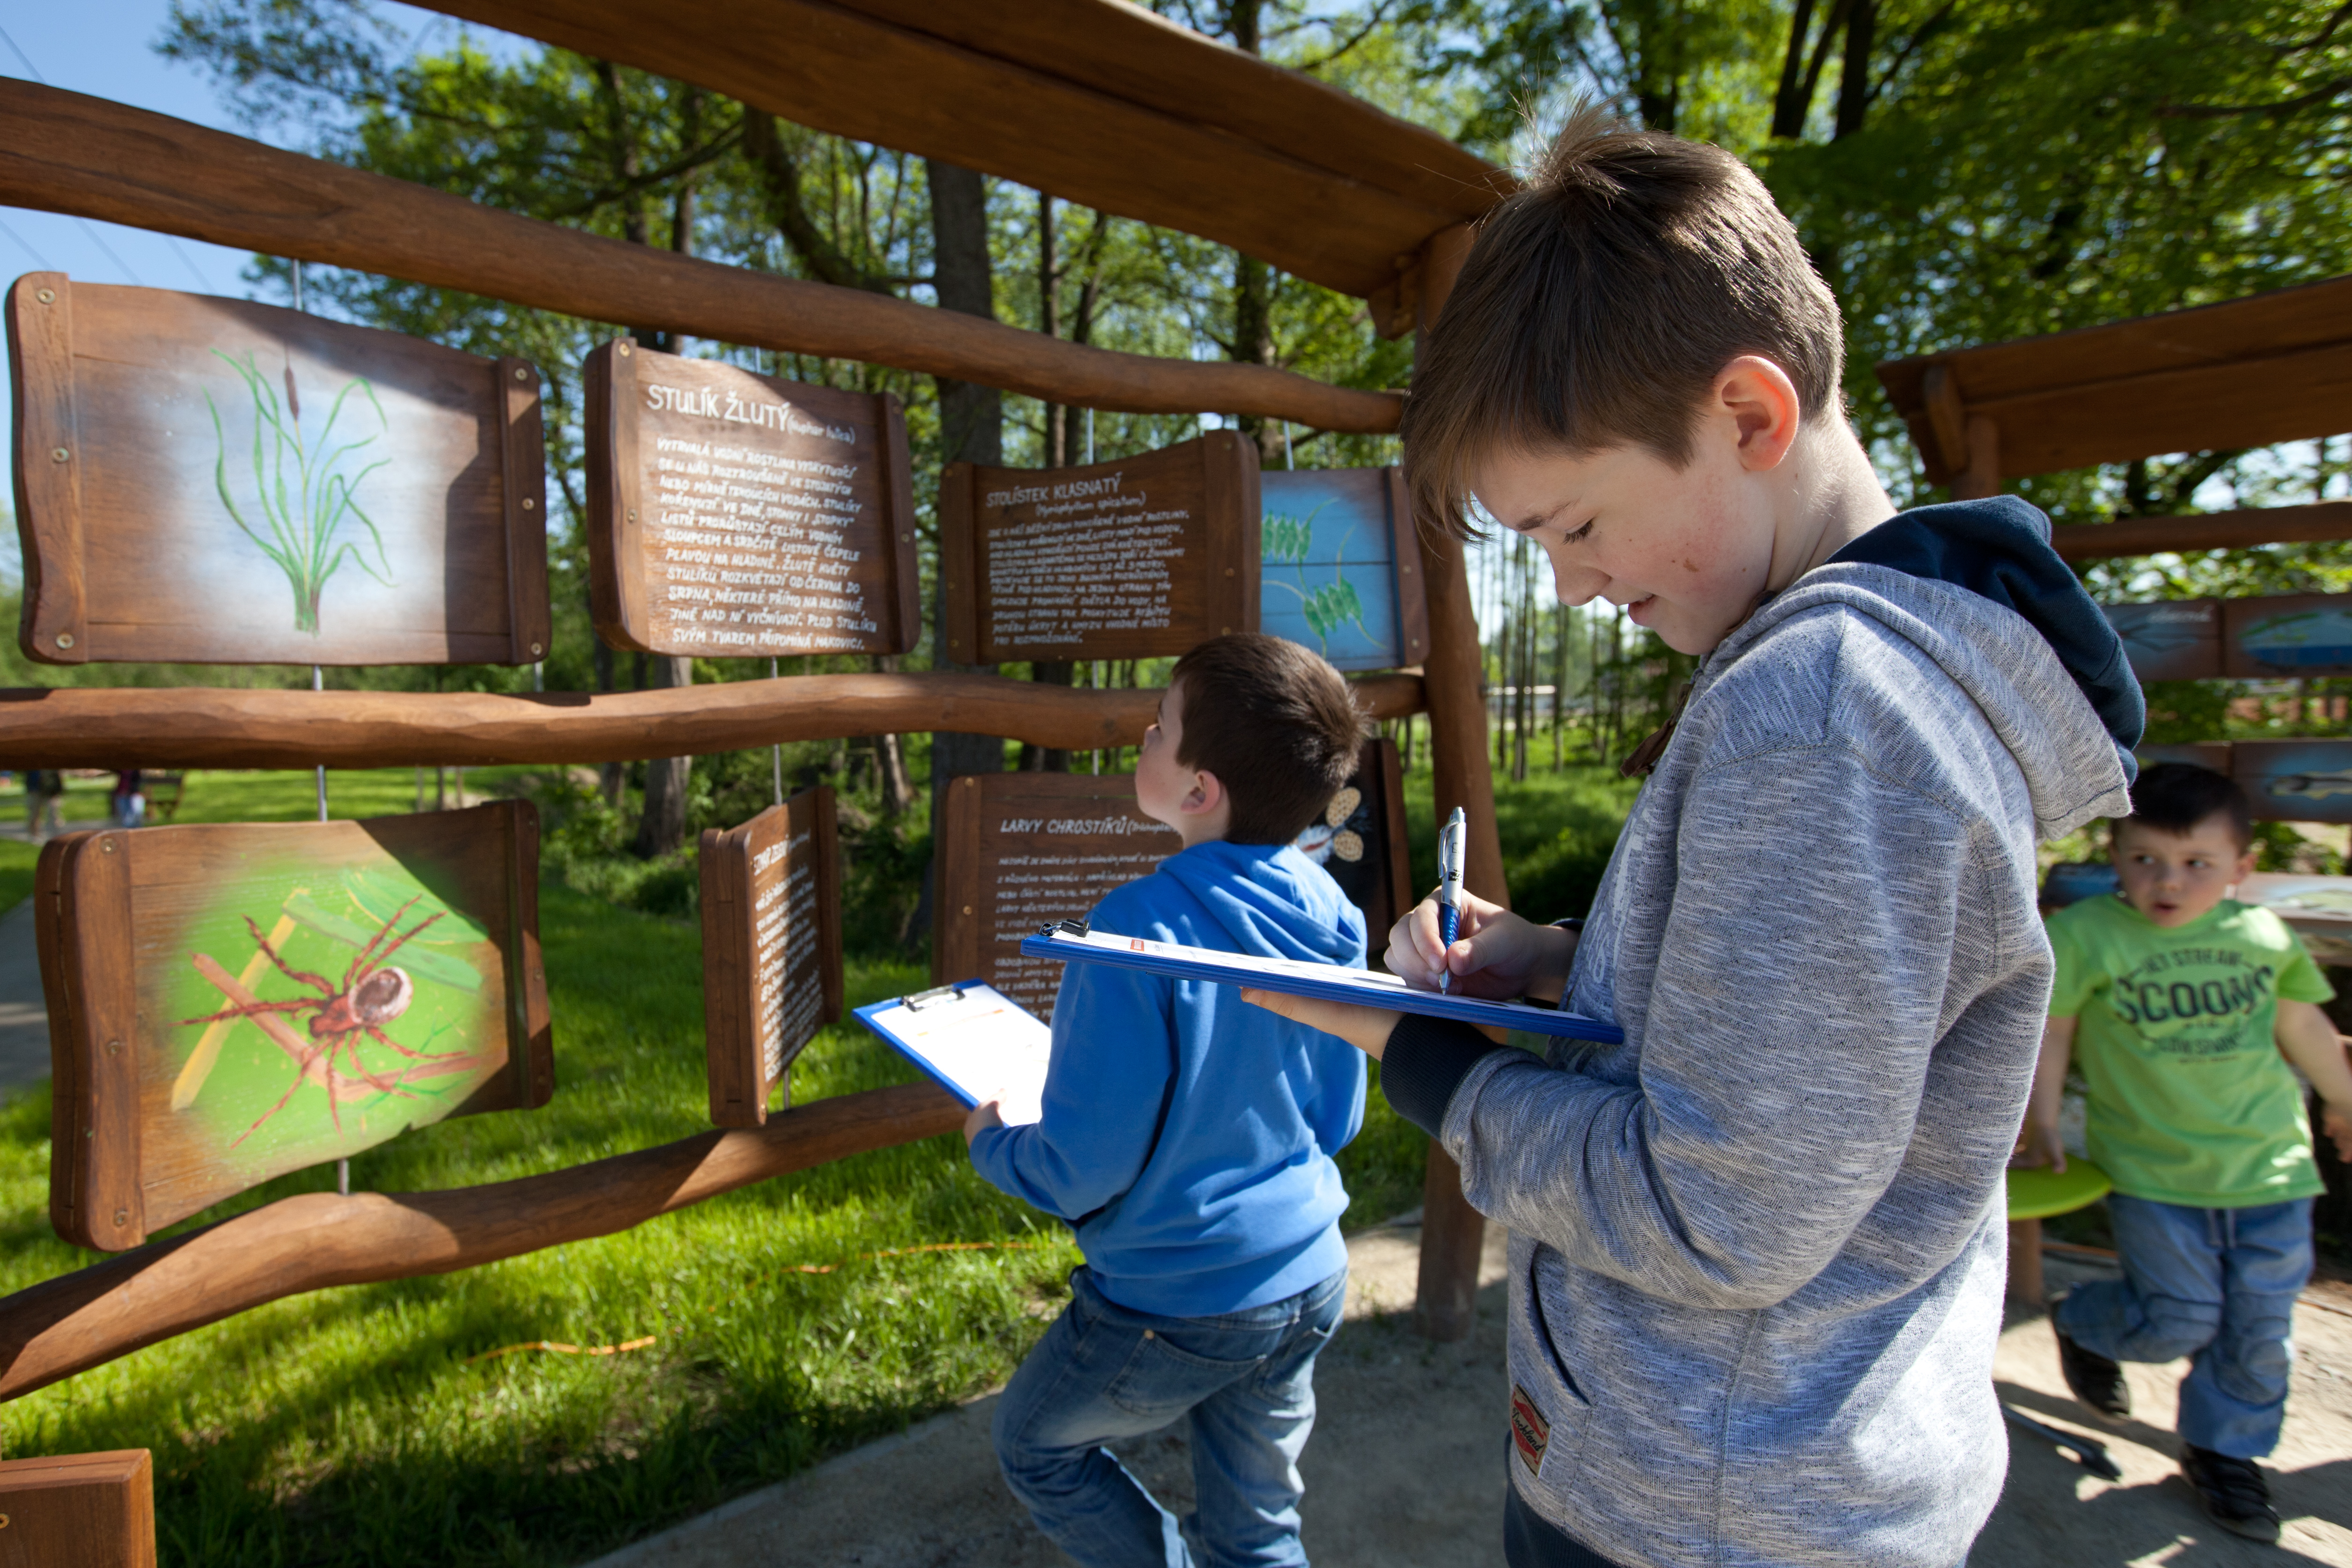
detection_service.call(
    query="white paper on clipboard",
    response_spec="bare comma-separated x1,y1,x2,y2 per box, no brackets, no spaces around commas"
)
860,982,1053,1126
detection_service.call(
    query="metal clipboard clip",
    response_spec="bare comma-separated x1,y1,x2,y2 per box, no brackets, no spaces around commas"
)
902,984,966,1012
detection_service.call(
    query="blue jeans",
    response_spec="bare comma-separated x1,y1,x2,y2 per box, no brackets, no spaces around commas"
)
2053,1194,2314,1457
992,1264,1347,1568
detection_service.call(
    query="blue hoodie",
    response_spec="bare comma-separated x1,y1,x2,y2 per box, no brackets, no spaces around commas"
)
967,839,1367,1318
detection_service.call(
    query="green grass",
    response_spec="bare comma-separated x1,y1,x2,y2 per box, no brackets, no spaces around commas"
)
0,766,1516,1565
1402,758,1646,923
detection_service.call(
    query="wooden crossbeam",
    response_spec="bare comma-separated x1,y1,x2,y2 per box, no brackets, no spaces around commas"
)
1878,275,2352,483
0,671,1427,770
2048,502,2352,559
0,80,1402,433
422,0,1505,301
0,1082,966,1404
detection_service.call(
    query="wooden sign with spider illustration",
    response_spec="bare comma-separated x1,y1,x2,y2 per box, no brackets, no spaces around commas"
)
34,802,553,1251
699,785,843,1126
6,272,548,666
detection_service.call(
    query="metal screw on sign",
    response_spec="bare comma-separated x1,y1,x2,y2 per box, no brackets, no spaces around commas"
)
99,836,113,852
106,1039,120,1056
514,366,529,381
54,633,74,649
50,446,68,463
35,286,53,303
531,642,544,657
618,340,633,356
522,498,536,511
113,1208,128,1227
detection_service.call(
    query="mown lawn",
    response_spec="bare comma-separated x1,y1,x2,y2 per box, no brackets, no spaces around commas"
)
0,766,1568,1566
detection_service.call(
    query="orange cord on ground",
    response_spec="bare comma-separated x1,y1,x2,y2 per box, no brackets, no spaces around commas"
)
463,1241,1047,1365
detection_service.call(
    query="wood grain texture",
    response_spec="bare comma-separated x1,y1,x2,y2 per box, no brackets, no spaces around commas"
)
6,275,82,663
0,1082,964,1403
7,276,548,667
700,788,841,1127
0,81,1401,434
41,806,553,1249
2051,503,2352,559
1384,467,1431,667
419,0,1493,300
0,1449,155,1568
0,671,1424,770
1878,275,2352,483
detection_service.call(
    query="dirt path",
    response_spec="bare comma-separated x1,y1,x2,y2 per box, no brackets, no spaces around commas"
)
584,1229,2352,1568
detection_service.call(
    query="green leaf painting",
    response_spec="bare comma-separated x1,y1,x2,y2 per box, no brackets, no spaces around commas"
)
1262,499,1384,660
205,349,397,636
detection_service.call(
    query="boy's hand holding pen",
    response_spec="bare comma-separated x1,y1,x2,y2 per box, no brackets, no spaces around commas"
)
1392,805,1578,1003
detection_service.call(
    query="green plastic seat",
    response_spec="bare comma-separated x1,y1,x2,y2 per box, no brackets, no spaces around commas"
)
2006,1159,2112,1221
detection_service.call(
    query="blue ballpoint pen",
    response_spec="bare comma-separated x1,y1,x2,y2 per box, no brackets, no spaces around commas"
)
1436,806,1466,994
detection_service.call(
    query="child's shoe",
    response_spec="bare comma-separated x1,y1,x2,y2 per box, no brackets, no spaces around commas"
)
2052,1325,2132,1423
2180,1445,2280,1544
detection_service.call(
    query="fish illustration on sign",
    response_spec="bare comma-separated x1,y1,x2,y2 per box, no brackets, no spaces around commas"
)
2237,606,2352,671
2268,771,2352,802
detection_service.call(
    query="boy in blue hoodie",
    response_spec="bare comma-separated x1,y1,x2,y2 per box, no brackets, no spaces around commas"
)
964,633,1370,1568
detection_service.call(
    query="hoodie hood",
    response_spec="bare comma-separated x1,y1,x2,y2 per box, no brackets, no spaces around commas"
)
1708,556,2133,840
1145,839,1365,965
1829,496,2143,780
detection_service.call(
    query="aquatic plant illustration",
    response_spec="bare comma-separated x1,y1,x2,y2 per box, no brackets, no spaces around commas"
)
2239,606,2352,670
205,349,396,635
1263,501,1382,656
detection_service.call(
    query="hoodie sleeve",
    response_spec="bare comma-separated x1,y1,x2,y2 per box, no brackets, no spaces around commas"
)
967,954,1177,1221
1434,740,1992,1311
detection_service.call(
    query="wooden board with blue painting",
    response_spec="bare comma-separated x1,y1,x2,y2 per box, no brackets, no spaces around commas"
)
1257,467,1430,671
35,803,553,1250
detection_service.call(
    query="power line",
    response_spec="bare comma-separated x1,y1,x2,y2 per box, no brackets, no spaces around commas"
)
0,213,52,271
0,24,150,287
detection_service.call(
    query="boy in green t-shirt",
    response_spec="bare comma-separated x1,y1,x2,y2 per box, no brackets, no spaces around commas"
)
2020,763,2352,1541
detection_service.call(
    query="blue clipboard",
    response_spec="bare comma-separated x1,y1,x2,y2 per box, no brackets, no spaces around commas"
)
1017,926,1623,1044
853,979,1054,1123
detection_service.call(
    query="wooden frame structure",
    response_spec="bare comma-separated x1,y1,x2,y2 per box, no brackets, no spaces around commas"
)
0,0,1517,1393
1879,273,2352,1305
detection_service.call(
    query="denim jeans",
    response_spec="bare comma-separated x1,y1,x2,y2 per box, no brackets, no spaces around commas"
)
992,1264,1348,1568
2052,1194,2314,1457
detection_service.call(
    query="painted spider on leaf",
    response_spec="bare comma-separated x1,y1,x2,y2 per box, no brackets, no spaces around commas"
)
180,894,487,1148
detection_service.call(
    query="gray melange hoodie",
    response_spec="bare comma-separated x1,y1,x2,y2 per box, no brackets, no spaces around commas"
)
1389,545,2131,1567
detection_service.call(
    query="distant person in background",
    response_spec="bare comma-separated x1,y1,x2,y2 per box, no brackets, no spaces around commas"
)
110,770,147,830
24,770,64,842
2019,762,2352,1542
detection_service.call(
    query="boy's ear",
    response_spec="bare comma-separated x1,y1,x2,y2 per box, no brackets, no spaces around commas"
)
1183,768,1226,817
1713,355,1803,474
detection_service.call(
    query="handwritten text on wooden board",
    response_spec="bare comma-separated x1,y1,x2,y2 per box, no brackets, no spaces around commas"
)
935,774,1180,1021
939,433,1259,663
584,340,919,658
35,803,552,1251
6,273,547,667
699,787,842,1126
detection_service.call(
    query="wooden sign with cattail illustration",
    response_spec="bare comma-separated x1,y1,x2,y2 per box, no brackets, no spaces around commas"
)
5,273,548,666
35,803,553,1251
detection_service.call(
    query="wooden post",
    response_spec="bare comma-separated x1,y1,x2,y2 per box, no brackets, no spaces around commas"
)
0,1449,155,1568
1953,415,2002,501
2008,1217,2045,1309
1410,221,1506,1342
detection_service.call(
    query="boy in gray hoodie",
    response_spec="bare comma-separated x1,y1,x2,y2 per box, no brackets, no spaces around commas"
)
1247,107,2139,1568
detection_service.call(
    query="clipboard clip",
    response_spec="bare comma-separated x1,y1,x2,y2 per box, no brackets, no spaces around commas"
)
1038,919,1090,939
903,984,965,1012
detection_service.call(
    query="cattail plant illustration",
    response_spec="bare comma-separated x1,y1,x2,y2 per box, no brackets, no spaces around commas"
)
205,350,396,635
1263,502,1374,655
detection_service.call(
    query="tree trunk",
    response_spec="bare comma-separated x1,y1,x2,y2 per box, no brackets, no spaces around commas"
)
633,655,694,857
914,158,1008,946
1834,1,1875,140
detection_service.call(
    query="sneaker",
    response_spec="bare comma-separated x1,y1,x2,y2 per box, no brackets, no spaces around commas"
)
2181,1445,2281,1544
2053,1325,2132,1423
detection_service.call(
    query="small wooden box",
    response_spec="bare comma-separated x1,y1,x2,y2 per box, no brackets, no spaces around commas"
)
699,787,843,1126
0,1449,154,1568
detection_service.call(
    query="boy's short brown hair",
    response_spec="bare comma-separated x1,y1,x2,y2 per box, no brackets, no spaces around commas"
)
1402,103,1845,540
2124,762,2253,852
1169,634,1366,844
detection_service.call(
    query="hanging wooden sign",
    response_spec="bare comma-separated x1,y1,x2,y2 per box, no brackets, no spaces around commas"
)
2102,599,2221,683
5,273,548,667
699,786,842,1126
36,802,553,1252
2224,593,2352,678
0,1449,155,1568
935,773,1182,1020
1290,738,1415,945
938,432,1260,664
2234,739,2352,824
1259,470,1429,671
583,340,920,658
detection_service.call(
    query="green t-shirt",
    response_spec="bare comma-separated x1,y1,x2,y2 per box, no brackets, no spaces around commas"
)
2047,894,2333,1207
